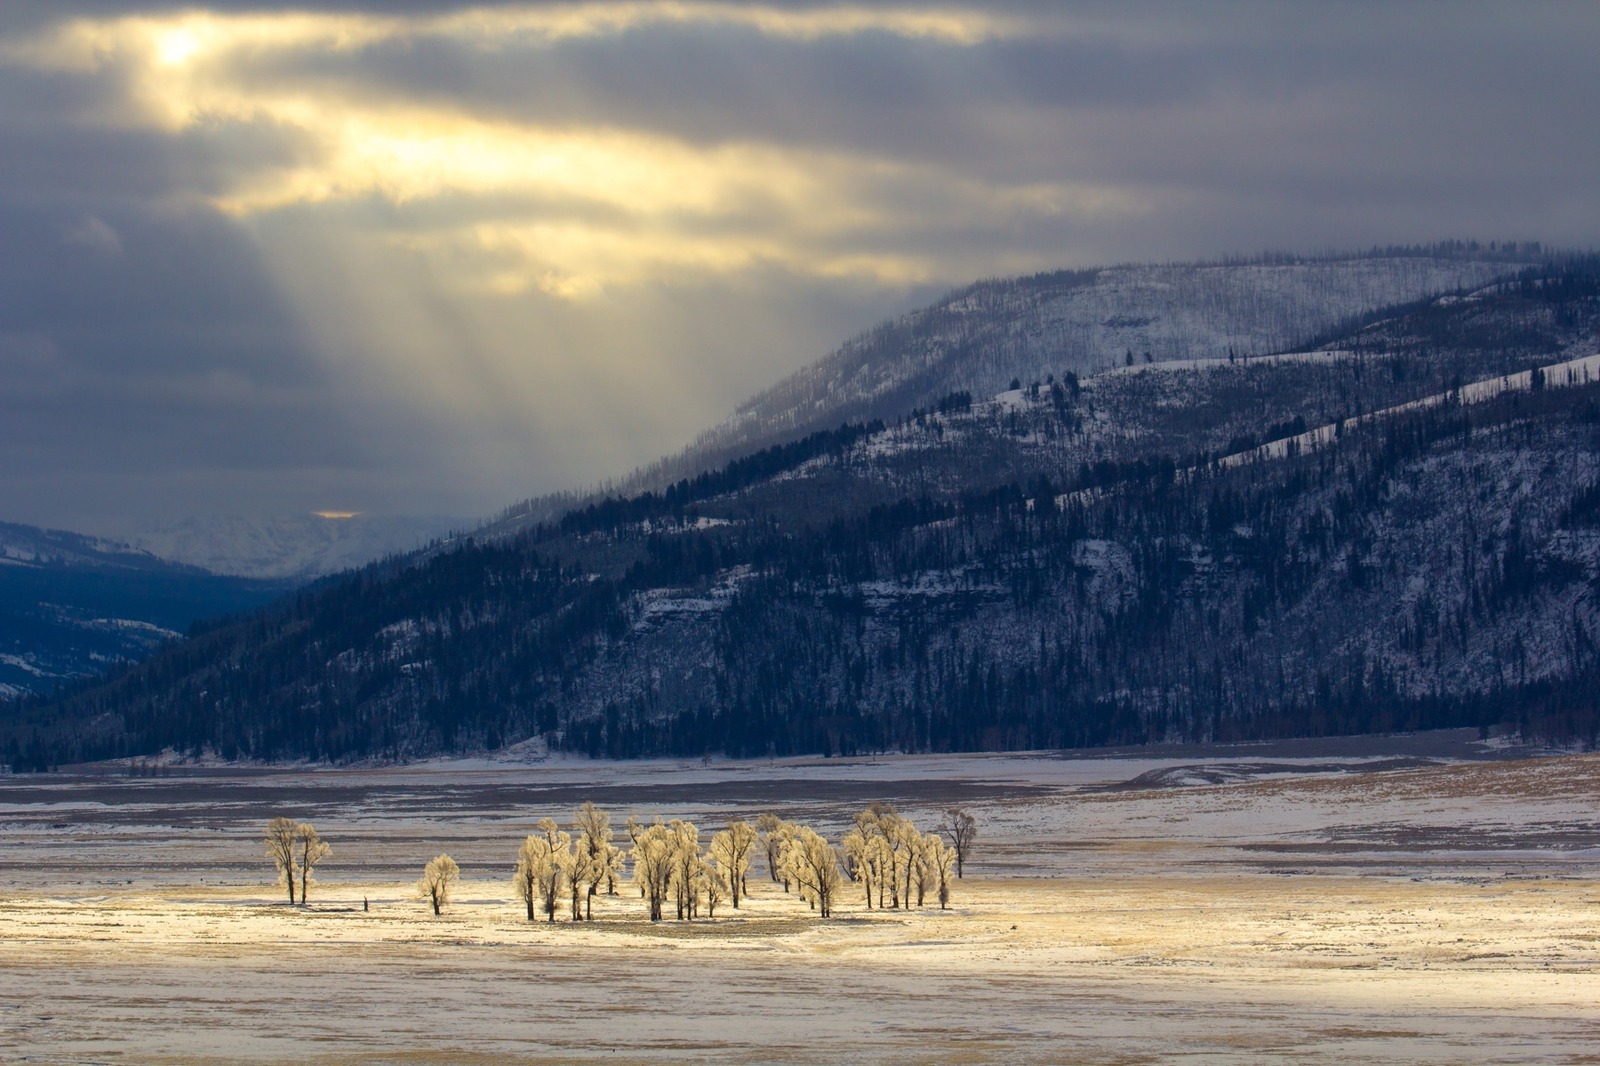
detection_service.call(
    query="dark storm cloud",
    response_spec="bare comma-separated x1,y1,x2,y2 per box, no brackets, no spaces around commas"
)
1,1,1597,536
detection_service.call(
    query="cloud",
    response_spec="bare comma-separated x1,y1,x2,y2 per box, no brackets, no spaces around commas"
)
63,214,123,256
3,4,1096,301
0,2,1597,534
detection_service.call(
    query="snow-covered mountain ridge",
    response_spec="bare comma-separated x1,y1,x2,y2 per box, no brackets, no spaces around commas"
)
0,520,289,699
0,521,183,573
128,513,469,580
11,250,1598,767
492,248,1542,535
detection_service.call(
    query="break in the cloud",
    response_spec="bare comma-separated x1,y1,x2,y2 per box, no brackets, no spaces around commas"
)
1,1,1597,533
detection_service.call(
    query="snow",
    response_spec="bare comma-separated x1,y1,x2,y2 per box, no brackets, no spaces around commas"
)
634,565,757,626
2,745,1598,1062
716,257,1522,445
0,653,56,678
1220,351,1600,469
87,618,182,638
126,512,467,579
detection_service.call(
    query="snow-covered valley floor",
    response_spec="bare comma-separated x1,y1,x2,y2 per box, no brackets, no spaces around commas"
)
3,736,1598,1063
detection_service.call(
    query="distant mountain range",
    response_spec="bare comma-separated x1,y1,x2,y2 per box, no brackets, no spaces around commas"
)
0,522,288,700
0,513,468,700
128,513,469,581
8,245,1598,768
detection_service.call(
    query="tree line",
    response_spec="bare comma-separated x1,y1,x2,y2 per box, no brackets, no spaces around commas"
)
270,805,978,922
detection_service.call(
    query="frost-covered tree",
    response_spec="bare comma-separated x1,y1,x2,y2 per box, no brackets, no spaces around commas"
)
780,826,844,918
418,854,459,915
533,817,573,922
575,802,623,918
755,813,785,883
925,833,957,908
709,820,758,908
295,823,330,905
629,820,678,921
852,803,913,908
512,836,541,921
264,817,299,903
758,816,799,892
940,808,978,878
898,821,930,907
626,815,651,899
702,851,730,918
669,820,701,920
846,806,900,908
842,827,874,908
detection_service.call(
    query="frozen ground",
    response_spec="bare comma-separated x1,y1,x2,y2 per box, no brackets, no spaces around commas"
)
2,732,1599,1063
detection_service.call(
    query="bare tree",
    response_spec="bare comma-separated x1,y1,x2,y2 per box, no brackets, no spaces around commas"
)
780,826,844,918
847,807,899,908
926,834,956,908
709,820,758,908
669,820,700,920
896,819,929,907
575,802,623,918
941,808,978,878
625,816,647,898
535,817,572,923
512,836,541,921
754,813,785,883
702,851,729,918
629,820,677,921
417,854,459,915
842,827,875,908
295,823,330,905
264,817,299,903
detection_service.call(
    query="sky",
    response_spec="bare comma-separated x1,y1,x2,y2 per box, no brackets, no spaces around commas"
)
2,1,1597,535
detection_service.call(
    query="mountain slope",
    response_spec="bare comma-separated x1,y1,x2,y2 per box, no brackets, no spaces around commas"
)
7,255,1598,767
0,522,290,699
488,245,1544,534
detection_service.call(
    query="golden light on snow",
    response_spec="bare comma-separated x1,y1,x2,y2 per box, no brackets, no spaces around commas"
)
311,510,361,520
4,753,1600,1059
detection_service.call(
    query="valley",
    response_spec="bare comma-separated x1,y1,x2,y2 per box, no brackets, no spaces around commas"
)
2,739,1597,1063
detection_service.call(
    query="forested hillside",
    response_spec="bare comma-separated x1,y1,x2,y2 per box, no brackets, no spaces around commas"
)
490,244,1545,532
6,256,1598,768
0,523,289,701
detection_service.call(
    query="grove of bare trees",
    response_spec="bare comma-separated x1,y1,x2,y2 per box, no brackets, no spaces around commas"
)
505,804,969,923
841,803,958,910
263,804,973,924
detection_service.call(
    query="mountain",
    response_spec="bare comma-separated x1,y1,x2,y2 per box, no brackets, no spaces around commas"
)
7,250,1598,768
0,522,289,700
127,513,468,580
491,243,1546,532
